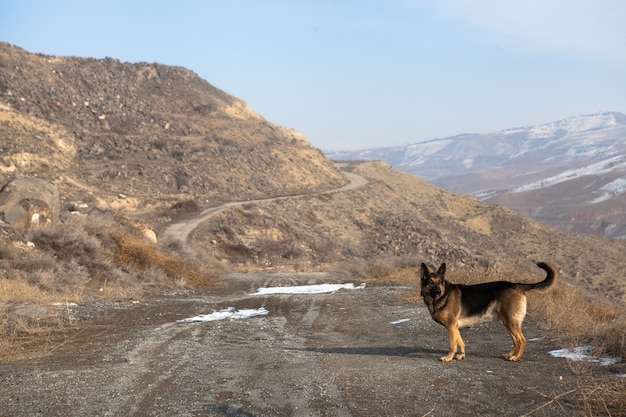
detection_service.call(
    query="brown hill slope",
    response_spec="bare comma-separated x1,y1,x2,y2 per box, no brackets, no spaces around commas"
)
0,42,345,213
1,43,625,303
191,160,626,302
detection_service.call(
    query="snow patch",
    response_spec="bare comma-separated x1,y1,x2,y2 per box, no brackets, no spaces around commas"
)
504,113,618,139
177,307,269,323
549,345,621,366
592,194,614,204
251,283,366,295
403,140,453,166
600,176,626,194
474,190,497,201
512,156,626,193
462,155,474,169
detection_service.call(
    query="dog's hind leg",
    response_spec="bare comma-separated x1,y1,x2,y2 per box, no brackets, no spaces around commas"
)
442,325,465,362
500,294,527,361
503,322,526,361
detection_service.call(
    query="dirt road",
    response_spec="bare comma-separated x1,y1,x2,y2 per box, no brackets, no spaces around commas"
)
161,165,369,243
1,271,609,417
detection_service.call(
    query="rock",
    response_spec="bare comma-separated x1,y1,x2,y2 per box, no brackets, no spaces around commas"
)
143,228,158,243
0,176,61,227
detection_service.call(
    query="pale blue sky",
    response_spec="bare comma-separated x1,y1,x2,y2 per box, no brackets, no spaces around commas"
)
1,0,625,150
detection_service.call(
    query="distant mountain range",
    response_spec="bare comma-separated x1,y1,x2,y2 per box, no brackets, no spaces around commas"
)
326,112,626,238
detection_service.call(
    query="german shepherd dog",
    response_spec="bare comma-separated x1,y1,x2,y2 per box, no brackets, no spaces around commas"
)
419,262,557,362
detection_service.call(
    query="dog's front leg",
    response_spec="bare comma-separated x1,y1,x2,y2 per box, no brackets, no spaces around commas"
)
442,325,465,362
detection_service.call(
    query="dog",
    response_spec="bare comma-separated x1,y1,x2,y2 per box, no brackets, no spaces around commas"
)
419,261,557,362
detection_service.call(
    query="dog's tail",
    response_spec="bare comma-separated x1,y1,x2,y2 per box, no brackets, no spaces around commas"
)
519,262,557,292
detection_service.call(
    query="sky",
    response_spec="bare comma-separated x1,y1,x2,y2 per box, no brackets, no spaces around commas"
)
1,0,625,150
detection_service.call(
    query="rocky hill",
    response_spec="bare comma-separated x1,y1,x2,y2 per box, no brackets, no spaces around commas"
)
327,113,626,238
0,42,346,215
194,160,626,302
2,43,626,302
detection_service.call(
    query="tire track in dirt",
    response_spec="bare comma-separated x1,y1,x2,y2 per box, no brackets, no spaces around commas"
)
161,165,369,243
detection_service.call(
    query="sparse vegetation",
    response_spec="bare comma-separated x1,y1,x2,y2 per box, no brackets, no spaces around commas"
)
0,215,222,360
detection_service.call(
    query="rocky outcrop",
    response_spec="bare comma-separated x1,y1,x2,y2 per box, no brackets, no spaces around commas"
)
0,177,61,227
0,42,347,209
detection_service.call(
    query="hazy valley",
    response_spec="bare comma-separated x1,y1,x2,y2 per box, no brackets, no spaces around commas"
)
327,112,626,239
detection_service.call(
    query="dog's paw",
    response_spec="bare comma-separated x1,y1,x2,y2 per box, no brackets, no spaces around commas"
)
504,353,521,361
439,355,454,362
455,353,465,360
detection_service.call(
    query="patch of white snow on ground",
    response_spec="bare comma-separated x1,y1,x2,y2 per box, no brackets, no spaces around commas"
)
177,307,269,323
251,283,366,295
549,345,621,366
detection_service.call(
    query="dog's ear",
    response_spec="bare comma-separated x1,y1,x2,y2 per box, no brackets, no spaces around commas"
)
437,263,446,276
419,263,430,281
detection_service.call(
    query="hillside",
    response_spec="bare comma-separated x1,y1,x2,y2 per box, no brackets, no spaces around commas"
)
327,113,626,238
0,42,346,216
190,160,626,302
1,42,626,303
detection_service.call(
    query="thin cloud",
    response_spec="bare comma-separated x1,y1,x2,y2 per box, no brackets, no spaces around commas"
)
418,0,626,66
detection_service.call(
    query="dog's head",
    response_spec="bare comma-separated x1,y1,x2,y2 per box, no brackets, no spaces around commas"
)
419,262,446,301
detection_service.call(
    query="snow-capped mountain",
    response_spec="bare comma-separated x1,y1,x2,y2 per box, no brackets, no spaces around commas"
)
326,112,626,238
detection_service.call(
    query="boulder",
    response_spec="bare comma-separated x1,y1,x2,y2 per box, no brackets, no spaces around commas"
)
0,177,61,227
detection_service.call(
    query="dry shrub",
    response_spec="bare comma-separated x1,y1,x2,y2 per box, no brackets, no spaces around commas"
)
162,237,226,277
24,216,220,291
27,222,101,262
0,310,66,359
330,261,370,278
0,242,16,260
0,215,224,360
219,239,254,263
529,284,626,359
0,277,76,360
577,374,626,417
368,262,398,280
24,220,139,295
109,228,218,288
0,276,57,304
255,237,304,262
11,251,57,272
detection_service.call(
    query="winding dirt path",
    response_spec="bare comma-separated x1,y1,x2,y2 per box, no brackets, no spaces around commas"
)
2,164,619,416
161,165,369,243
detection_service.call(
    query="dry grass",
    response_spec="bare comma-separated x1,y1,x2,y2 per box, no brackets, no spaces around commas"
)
529,284,626,361
0,215,222,361
0,311,64,360
109,228,220,288
1,276,61,305
0,276,77,360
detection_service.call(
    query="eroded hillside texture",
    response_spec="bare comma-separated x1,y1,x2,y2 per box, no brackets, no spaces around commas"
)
0,42,346,213
2,42,626,302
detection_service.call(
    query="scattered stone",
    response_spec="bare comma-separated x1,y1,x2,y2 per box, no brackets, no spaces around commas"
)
0,176,61,227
